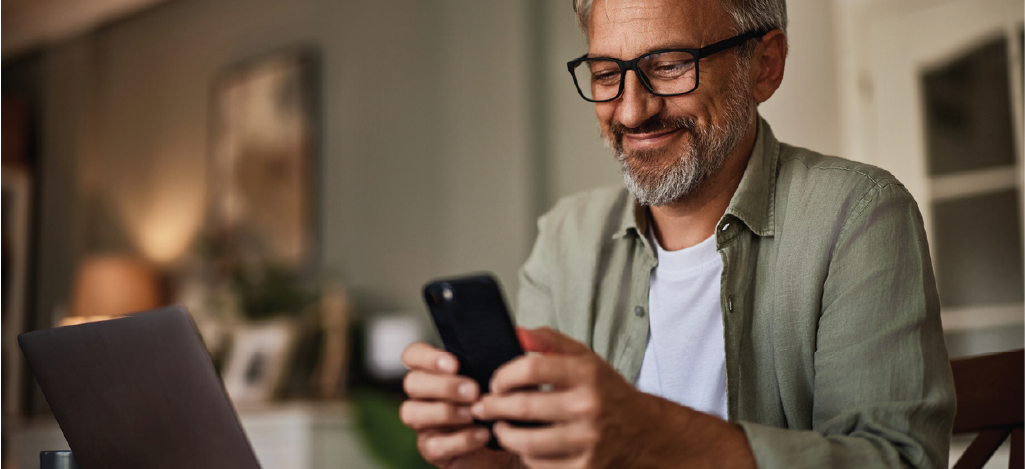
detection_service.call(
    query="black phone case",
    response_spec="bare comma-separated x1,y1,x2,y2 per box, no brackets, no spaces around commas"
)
422,274,527,450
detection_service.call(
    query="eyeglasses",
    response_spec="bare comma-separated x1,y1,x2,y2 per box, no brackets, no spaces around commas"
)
567,30,768,103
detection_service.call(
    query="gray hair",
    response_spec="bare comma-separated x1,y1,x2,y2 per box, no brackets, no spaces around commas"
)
573,0,788,57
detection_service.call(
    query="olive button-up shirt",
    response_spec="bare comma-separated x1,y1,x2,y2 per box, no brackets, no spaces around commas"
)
516,117,955,468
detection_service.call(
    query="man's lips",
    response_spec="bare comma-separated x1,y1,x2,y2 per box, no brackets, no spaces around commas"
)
621,127,684,150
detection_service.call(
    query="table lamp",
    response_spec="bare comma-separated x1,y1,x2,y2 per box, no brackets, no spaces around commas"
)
63,254,162,326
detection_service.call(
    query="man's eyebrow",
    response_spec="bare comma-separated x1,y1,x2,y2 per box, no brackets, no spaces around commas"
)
589,43,699,59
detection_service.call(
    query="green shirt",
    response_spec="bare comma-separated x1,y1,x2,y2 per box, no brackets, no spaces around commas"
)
516,117,955,468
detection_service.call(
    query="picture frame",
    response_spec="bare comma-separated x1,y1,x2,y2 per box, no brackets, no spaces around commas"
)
208,47,319,274
221,319,299,404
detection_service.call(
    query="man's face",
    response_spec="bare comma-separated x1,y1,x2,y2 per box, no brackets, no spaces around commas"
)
588,0,756,206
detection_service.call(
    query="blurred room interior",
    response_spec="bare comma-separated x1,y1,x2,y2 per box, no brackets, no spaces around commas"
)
1,0,1023,468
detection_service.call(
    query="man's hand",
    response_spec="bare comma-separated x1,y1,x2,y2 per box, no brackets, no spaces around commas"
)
472,327,757,469
399,342,519,469
470,328,650,468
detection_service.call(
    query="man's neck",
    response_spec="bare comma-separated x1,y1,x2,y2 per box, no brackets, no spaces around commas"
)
649,121,758,251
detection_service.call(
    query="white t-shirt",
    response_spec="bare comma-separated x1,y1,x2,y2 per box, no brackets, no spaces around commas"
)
635,233,728,420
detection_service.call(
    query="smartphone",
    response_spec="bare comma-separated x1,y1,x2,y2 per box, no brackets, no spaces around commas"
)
422,273,529,449
423,273,523,394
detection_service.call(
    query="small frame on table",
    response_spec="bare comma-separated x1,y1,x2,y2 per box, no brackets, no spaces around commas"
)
221,319,299,405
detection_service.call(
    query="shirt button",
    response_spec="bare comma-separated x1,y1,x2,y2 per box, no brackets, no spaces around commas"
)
728,296,734,313
634,306,645,317
721,222,730,232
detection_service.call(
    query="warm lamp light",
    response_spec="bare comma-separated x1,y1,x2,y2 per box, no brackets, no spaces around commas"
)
116,176,205,266
67,254,162,324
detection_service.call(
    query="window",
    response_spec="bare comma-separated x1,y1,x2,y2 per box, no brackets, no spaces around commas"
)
920,28,1025,351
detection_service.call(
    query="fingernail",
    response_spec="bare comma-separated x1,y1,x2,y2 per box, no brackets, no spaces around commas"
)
438,356,456,372
457,406,472,420
474,428,490,442
471,402,484,417
459,382,476,399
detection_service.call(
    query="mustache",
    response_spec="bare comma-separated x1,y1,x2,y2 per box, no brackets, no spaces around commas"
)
609,113,697,141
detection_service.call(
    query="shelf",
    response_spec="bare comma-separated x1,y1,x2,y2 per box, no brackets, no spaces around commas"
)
8,402,382,469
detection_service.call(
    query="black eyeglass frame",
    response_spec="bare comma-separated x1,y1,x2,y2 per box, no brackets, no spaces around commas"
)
567,29,769,103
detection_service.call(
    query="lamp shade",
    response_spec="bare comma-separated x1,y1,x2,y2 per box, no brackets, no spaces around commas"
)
69,254,161,319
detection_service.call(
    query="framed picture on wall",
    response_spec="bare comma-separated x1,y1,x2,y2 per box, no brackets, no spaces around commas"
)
209,48,319,274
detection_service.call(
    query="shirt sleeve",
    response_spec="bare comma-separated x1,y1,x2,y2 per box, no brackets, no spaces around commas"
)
515,212,559,331
739,182,956,469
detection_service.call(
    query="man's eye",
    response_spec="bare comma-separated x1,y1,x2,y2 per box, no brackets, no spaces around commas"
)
649,60,693,79
591,70,620,85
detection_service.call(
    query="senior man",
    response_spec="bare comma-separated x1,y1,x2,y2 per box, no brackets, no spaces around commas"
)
400,0,956,467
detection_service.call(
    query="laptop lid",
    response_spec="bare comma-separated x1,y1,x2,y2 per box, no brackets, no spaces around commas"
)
18,305,261,469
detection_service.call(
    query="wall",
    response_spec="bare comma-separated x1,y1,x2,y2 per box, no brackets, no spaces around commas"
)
759,0,841,157
24,0,535,322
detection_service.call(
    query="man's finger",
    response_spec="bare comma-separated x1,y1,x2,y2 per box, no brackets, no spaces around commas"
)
490,354,590,394
472,388,589,422
399,400,474,430
492,420,589,459
417,427,491,463
516,327,590,354
404,370,480,402
401,342,459,373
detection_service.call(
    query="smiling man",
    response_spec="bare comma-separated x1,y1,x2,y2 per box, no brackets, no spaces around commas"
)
399,0,955,468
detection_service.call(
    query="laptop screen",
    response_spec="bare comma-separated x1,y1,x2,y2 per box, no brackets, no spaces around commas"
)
18,306,261,469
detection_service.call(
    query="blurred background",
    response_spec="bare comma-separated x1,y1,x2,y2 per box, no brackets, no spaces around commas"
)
1,0,1022,468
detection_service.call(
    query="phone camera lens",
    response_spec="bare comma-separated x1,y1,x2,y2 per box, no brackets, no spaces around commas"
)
442,287,453,301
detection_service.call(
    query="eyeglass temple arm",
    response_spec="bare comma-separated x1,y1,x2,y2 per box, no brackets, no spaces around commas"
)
697,29,770,58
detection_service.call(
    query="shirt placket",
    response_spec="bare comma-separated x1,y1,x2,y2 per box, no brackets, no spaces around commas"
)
716,215,748,422
612,233,658,383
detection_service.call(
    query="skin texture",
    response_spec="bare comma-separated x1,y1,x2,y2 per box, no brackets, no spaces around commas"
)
590,0,784,250
599,2,752,211
400,0,787,467
399,342,519,469
476,328,756,469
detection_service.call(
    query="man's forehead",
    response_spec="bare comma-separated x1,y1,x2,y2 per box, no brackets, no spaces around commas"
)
588,0,733,57
590,0,667,23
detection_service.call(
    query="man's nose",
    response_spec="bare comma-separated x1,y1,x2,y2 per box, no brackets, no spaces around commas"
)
615,71,663,129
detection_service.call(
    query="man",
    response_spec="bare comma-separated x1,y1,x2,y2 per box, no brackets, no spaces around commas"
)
400,0,956,467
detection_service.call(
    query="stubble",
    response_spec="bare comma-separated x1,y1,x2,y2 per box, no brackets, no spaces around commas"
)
605,59,753,207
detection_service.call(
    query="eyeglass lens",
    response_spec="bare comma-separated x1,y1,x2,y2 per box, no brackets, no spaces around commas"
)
572,50,698,101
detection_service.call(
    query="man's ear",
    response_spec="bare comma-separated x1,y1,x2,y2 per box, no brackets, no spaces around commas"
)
751,29,787,104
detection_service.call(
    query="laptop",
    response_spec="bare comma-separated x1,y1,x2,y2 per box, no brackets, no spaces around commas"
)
18,305,262,469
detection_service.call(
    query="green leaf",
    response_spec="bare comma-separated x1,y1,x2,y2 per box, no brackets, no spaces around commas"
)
351,389,435,469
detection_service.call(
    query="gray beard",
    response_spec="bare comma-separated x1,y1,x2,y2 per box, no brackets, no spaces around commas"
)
605,63,753,207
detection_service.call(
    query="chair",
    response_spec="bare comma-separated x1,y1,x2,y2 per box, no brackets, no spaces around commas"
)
950,348,1023,469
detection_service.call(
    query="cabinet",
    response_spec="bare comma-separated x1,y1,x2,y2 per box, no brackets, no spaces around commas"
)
9,402,381,469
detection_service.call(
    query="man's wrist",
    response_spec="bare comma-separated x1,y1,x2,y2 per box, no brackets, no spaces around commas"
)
503,453,525,469
636,395,757,469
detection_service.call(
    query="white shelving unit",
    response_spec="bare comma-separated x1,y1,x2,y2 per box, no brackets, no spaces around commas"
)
8,402,382,469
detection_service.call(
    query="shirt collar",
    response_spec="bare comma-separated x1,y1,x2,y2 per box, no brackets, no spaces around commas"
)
614,115,779,240
724,115,778,237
